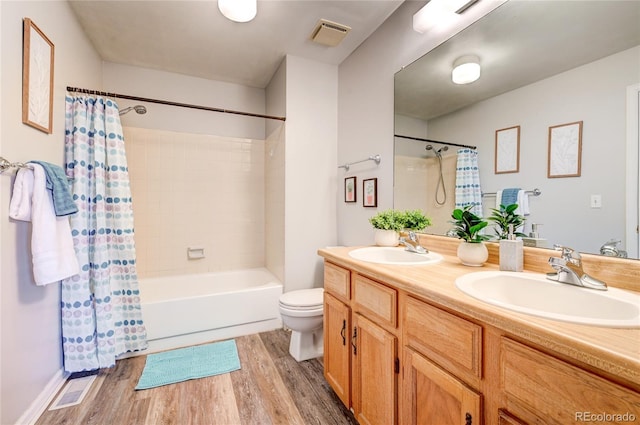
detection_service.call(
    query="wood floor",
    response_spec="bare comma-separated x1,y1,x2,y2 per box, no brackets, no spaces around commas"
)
36,329,358,425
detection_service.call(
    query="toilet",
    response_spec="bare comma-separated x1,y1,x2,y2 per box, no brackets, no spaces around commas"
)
278,288,324,362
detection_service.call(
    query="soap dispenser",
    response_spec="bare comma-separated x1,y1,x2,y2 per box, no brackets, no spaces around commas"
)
499,224,523,272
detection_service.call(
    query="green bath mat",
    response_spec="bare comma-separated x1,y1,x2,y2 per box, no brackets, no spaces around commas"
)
135,339,241,390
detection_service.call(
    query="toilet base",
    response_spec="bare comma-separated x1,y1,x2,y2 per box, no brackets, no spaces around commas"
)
289,328,324,362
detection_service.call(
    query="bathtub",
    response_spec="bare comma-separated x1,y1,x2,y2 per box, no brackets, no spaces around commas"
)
137,268,283,353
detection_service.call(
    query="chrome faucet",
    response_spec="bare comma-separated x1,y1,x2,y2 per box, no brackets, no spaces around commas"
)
399,231,428,254
599,239,628,258
547,245,607,290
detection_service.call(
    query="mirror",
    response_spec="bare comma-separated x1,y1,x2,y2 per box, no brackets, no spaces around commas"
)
394,1,640,259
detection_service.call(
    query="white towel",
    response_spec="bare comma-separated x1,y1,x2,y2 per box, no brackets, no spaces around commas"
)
516,190,530,216
495,190,503,209
9,164,80,285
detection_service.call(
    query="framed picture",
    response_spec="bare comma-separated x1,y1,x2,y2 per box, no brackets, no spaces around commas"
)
548,121,582,178
495,125,520,174
363,178,377,207
22,18,54,134
344,176,357,203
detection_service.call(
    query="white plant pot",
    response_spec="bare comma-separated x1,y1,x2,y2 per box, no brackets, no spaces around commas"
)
374,229,399,247
457,241,488,266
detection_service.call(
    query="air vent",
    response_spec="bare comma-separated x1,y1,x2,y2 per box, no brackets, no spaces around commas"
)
310,19,351,47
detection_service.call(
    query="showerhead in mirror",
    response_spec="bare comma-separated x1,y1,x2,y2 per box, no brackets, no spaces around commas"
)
119,105,147,116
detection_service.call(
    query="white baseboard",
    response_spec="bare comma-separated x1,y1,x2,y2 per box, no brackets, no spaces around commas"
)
16,368,69,425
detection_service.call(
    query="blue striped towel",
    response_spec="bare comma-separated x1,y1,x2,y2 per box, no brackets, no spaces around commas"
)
501,188,520,207
31,161,78,216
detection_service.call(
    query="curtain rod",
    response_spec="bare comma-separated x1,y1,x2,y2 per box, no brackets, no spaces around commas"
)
394,134,476,150
66,86,286,122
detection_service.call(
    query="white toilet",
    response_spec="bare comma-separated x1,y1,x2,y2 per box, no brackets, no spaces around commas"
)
278,288,324,362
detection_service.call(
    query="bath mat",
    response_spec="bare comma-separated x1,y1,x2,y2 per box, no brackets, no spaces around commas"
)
135,339,241,390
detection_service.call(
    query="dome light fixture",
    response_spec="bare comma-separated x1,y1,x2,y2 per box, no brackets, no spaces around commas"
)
452,55,481,85
218,0,257,23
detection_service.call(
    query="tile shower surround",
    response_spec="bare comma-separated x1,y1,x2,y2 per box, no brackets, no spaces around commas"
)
124,127,267,278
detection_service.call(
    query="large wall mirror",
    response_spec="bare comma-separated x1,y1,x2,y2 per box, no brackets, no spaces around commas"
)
394,1,640,259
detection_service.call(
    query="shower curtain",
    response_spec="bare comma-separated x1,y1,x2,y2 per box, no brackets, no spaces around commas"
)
455,148,483,217
61,94,147,372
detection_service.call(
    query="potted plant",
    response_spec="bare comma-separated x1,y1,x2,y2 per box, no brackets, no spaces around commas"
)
488,203,526,239
402,209,432,232
450,205,489,266
369,209,405,246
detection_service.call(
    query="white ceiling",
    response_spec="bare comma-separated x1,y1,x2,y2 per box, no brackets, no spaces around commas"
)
68,0,405,88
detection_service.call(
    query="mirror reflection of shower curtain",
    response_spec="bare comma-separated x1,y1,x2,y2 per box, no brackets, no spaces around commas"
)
62,94,148,372
455,148,483,217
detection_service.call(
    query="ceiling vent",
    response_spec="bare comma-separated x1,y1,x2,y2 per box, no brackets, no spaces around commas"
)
310,19,351,47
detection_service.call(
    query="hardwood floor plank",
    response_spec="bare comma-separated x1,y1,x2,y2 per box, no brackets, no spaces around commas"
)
260,331,358,425
35,330,354,425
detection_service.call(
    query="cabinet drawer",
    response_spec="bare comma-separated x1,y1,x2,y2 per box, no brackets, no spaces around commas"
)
324,262,350,301
353,274,397,328
501,337,640,424
403,296,482,382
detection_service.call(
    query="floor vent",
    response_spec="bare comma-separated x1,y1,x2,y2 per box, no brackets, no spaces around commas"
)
48,374,97,410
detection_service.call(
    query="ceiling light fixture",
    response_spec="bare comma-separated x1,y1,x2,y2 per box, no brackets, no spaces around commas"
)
452,55,481,84
413,0,480,33
218,0,257,23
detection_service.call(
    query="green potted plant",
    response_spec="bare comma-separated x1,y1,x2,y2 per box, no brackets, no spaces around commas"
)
402,209,432,232
488,203,526,239
369,209,405,246
450,205,489,266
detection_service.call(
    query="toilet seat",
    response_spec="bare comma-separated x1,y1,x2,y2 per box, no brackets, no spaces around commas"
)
279,288,324,310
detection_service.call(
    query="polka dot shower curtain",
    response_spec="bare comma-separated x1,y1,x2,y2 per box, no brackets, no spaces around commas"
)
455,148,483,217
61,94,147,372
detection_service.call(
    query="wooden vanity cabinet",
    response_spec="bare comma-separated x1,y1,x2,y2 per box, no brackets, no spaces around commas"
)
322,258,640,425
323,262,399,425
401,295,483,425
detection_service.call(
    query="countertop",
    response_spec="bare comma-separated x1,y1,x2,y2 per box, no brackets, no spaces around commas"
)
317,246,640,390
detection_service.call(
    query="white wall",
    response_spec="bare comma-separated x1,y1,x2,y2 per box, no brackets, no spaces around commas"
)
337,0,504,246
102,62,266,140
0,2,102,423
427,46,640,254
284,55,338,291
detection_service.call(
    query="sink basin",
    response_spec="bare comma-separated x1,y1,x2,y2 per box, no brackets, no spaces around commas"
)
455,271,640,328
348,247,443,265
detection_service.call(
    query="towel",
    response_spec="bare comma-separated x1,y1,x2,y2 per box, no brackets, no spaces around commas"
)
9,164,80,285
30,161,78,216
501,188,520,206
516,190,530,216
495,190,503,209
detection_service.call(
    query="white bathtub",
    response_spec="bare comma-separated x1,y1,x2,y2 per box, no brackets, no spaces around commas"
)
138,268,283,353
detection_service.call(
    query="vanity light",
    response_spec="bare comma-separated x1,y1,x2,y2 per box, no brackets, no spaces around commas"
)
452,55,481,84
413,0,479,33
218,0,257,23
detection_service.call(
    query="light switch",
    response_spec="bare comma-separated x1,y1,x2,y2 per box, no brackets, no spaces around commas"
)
590,194,602,208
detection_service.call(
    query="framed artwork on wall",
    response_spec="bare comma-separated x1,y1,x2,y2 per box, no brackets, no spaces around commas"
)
548,121,583,178
22,18,55,134
363,178,377,207
344,176,357,203
495,125,520,174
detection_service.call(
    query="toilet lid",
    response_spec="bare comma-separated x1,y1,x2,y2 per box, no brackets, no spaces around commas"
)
280,288,324,308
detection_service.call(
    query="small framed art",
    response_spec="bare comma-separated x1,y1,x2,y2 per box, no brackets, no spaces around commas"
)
495,125,520,174
344,177,357,203
363,178,377,207
22,18,55,134
548,121,582,178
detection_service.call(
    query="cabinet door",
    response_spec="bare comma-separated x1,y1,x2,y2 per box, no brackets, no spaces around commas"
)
324,292,351,408
353,313,397,425
402,347,481,425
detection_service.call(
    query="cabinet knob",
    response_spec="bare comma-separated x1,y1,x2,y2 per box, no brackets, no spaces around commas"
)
465,412,472,425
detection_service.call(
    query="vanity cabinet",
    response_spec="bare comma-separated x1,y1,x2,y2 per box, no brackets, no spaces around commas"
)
499,337,640,424
323,262,398,425
401,295,483,425
320,253,640,425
